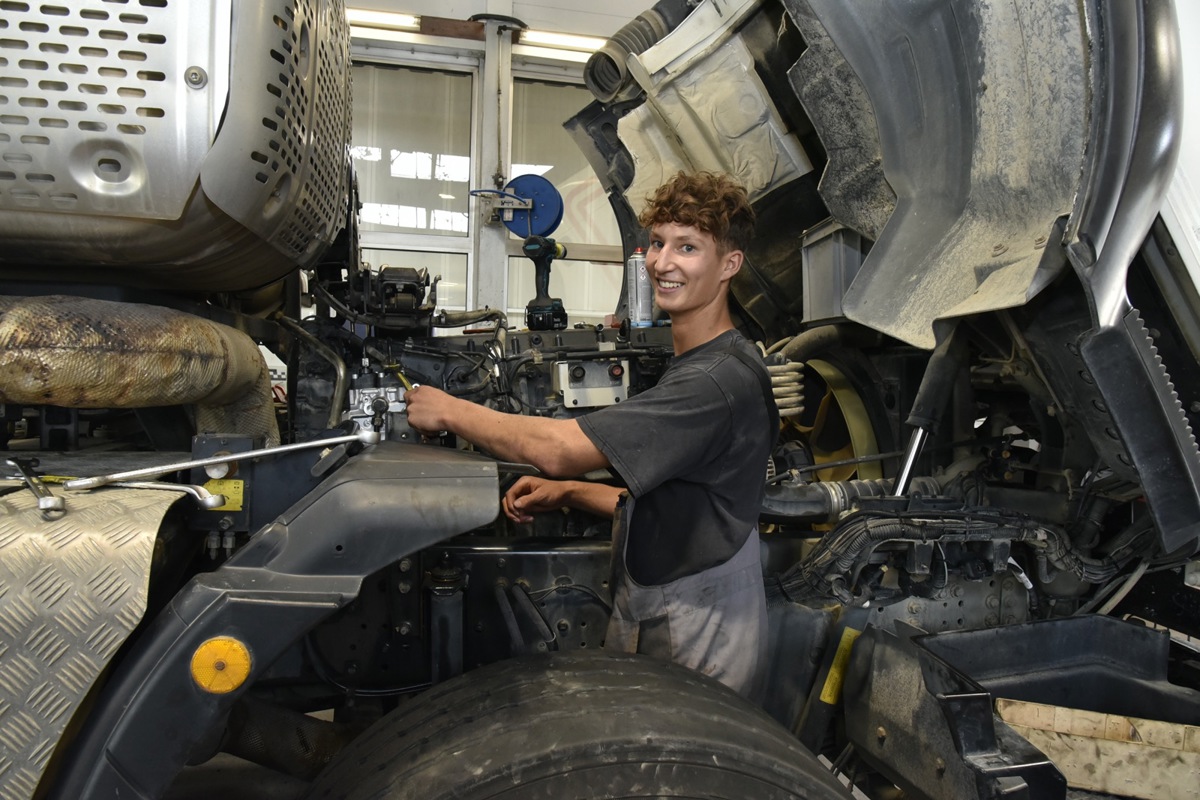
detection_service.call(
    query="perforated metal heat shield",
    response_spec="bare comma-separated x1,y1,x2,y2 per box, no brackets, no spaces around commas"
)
0,0,352,292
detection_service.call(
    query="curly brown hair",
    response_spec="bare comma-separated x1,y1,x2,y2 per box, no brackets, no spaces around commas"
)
637,171,756,253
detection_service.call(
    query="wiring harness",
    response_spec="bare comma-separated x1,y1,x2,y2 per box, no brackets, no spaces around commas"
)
778,507,1125,604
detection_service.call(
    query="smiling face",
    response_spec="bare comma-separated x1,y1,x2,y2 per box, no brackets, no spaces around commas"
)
647,221,743,323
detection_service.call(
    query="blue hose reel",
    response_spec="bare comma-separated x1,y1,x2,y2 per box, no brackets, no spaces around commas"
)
499,174,564,239
497,175,569,331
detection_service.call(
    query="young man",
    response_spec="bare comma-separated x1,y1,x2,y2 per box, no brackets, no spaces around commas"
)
404,171,778,698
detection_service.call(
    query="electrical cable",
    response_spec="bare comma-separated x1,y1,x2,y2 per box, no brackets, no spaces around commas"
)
767,435,1009,485
828,742,854,774
307,273,389,330
779,507,1122,603
1097,559,1149,614
1073,559,1150,617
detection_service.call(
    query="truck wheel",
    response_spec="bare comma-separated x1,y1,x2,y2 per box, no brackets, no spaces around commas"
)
303,651,849,799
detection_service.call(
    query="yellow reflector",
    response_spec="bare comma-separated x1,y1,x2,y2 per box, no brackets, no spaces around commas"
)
190,636,252,694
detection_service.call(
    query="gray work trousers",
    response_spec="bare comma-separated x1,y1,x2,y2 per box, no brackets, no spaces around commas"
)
605,503,768,701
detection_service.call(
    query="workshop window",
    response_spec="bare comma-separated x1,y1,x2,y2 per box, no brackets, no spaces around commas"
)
511,79,620,249
509,78,621,323
353,64,473,238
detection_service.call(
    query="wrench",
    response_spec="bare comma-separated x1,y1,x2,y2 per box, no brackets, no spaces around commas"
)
65,430,381,490
5,457,66,519
111,481,228,510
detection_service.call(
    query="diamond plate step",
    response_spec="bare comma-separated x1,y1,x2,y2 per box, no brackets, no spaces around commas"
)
0,486,179,800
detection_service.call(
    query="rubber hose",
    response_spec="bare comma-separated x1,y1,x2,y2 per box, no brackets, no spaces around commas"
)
778,323,881,364
584,0,694,102
434,308,509,329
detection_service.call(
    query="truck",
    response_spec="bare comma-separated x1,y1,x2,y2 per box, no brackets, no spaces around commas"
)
1,0,1198,798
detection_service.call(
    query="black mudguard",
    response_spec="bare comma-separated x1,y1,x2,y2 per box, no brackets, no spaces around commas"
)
48,443,497,800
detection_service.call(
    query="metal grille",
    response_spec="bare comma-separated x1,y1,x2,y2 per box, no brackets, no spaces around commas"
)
268,0,351,259
0,0,222,220
201,0,351,266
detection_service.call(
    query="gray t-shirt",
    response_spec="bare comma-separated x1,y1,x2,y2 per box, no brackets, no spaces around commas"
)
578,330,775,585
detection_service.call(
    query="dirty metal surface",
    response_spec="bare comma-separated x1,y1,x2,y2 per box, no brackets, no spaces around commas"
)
999,698,1199,800
0,485,179,800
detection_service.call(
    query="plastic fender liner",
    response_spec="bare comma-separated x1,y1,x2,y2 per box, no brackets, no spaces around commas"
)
46,443,498,800
791,0,1091,350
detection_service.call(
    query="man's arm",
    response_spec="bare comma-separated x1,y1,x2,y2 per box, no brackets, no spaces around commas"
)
404,385,609,478
502,477,622,522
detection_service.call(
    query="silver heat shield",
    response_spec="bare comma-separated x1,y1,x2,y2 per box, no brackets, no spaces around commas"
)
0,0,352,293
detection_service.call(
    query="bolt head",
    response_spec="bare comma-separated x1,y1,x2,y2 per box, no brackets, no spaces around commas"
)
184,66,209,88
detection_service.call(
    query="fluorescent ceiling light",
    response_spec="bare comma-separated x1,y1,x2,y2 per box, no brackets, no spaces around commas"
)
513,44,591,64
518,29,606,52
346,9,420,31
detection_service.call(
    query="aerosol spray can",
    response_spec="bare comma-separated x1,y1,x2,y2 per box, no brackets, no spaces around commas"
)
626,247,653,327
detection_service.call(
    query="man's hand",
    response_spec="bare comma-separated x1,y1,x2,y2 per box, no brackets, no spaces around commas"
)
403,384,454,437
503,476,570,523
503,477,623,522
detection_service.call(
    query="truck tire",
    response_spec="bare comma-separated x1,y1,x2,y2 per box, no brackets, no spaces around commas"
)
303,651,850,800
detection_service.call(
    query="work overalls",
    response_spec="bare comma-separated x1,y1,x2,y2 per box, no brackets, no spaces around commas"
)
603,342,776,701
605,494,769,701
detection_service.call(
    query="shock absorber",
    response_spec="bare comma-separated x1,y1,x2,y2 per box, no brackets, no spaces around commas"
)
893,324,968,496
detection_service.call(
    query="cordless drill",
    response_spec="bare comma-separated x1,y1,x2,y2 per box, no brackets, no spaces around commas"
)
523,235,568,331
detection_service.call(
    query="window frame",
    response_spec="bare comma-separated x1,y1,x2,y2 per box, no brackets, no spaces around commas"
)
349,29,623,319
